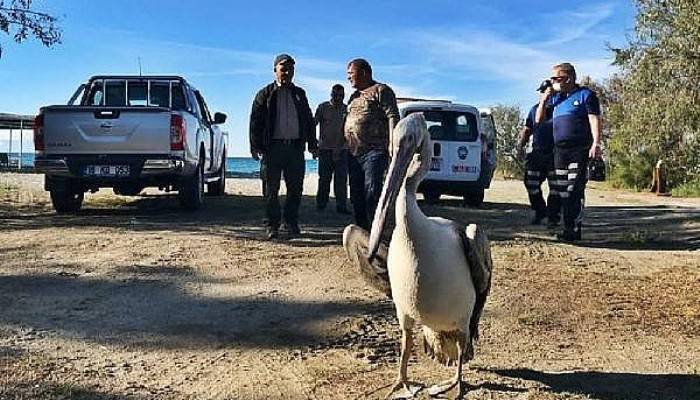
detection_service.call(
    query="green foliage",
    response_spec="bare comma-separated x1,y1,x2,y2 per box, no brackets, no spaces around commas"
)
491,104,525,179
0,0,61,58
607,0,700,190
671,178,700,197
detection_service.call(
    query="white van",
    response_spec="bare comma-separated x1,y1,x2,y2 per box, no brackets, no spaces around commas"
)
398,100,497,206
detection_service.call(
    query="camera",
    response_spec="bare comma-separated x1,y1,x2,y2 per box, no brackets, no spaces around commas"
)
537,79,552,93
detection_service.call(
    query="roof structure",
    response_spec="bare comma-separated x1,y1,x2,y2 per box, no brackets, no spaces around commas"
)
0,113,35,130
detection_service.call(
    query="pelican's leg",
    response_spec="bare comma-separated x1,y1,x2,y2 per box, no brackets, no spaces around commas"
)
385,327,422,399
428,334,467,398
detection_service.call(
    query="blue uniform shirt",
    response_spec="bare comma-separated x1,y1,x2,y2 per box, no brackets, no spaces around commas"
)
551,86,601,147
525,103,554,153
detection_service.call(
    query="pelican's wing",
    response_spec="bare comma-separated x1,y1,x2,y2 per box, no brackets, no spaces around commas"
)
342,224,392,297
460,224,493,342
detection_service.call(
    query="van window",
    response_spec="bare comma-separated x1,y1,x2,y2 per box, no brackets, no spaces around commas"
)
149,82,170,107
409,110,479,142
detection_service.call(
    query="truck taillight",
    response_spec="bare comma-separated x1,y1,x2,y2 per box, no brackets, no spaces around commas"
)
170,115,186,151
34,113,45,152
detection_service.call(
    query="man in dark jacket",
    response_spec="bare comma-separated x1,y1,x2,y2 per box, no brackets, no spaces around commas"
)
249,54,318,239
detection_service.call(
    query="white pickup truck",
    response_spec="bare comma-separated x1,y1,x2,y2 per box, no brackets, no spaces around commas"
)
33,75,228,213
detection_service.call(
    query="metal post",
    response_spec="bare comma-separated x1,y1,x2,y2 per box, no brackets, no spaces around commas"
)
19,120,23,169
8,128,12,166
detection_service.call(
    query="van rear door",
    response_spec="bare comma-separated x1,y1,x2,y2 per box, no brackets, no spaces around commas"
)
420,109,481,182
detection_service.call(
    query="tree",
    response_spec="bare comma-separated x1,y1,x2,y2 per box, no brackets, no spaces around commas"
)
0,0,61,58
607,0,700,190
491,104,525,179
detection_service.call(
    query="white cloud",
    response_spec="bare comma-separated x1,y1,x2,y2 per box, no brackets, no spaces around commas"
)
542,3,616,46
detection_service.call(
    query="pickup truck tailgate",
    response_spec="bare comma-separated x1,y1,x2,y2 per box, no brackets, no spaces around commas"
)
42,106,172,155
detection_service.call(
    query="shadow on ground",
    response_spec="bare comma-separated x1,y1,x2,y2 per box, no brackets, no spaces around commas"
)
490,368,700,400
0,272,384,351
1,192,698,250
0,383,151,400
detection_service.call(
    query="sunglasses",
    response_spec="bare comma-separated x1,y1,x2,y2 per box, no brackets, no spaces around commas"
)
550,76,568,82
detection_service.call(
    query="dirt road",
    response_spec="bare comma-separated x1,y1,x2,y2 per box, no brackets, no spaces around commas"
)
1,173,698,399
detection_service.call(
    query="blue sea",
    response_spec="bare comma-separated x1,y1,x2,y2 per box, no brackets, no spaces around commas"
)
4,153,319,177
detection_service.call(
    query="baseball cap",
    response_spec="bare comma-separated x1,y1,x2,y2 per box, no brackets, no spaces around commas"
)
274,53,295,67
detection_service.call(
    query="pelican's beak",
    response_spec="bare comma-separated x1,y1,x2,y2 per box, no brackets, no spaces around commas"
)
367,134,415,260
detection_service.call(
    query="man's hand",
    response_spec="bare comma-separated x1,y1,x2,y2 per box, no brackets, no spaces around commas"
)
310,148,318,160
539,87,554,104
251,150,263,161
345,133,358,154
516,142,526,159
589,142,601,159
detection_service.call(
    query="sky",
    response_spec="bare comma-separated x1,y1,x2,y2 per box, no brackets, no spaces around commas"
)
0,0,636,156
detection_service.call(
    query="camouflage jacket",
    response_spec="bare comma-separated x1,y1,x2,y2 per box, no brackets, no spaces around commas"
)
344,82,400,155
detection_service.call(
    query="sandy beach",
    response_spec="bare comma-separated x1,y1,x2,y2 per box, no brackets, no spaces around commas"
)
1,172,699,399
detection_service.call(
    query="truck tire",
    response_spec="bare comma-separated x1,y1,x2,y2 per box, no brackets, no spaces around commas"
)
463,189,485,207
423,190,441,204
207,150,226,196
179,160,204,210
113,184,143,196
50,190,84,214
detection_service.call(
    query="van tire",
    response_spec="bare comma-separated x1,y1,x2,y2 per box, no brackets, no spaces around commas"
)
50,189,84,214
423,190,441,204
179,159,204,210
463,189,484,207
207,150,226,196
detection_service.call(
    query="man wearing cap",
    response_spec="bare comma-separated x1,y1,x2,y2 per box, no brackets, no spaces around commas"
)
345,58,400,230
315,84,350,214
249,54,318,239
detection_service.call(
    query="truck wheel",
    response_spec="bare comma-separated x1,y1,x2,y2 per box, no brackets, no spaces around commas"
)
207,151,226,196
463,189,485,207
179,160,204,210
113,184,143,196
423,190,441,204
50,190,84,214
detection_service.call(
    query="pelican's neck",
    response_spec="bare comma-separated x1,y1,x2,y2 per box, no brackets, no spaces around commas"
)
396,138,432,232
404,137,432,194
395,183,424,232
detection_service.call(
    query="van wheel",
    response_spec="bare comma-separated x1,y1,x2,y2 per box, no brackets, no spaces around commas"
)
180,160,204,210
207,150,226,196
50,190,84,214
463,189,485,207
423,190,441,204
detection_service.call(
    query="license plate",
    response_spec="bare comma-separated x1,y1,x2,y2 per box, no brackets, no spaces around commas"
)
84,165,130,177
451,164,477,173
430,157,442,171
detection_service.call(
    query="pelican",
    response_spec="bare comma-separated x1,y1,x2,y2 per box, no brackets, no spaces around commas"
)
345,113,493,399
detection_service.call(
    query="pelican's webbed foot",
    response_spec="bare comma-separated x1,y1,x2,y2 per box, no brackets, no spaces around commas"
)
385,379,423,399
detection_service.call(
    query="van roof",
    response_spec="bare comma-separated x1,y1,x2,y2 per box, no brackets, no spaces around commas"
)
399,101,480,114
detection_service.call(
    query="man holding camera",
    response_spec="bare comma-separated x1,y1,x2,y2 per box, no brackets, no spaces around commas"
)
517,102,560,227
537,62,602,241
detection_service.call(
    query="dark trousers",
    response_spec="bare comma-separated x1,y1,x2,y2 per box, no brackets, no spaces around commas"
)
524,150,560,221
261,141,305,228
316,149,348,211
553,145,589,234
348,150,389,230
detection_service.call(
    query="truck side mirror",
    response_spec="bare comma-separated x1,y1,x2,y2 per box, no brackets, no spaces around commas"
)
214,112,227,124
